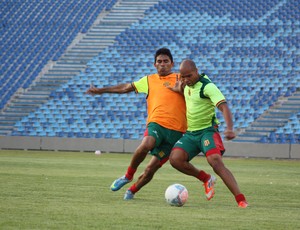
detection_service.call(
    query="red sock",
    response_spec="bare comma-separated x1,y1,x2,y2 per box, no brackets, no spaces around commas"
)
197,170,211,182
235,194,246,203
129,184,139,194
125,166,136,180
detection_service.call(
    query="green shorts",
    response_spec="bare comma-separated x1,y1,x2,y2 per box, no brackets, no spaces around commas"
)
146,122,183,161
172,126,225,161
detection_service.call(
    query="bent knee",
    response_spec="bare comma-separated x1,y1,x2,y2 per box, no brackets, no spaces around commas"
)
140,136,156,151
207,154,224,168
169,157,176,168
169,152,177,166
169,150,186,168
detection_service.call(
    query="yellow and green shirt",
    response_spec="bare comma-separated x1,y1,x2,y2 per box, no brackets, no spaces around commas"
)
133,73,187,132
184,74,226,131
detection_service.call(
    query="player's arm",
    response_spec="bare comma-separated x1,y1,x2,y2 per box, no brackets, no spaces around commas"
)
204,83,235,140
86,83,134,96
218,103,236,140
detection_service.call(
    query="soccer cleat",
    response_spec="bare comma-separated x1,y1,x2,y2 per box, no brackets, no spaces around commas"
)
203,175,216,200
238,200,248,208
124,190,134,200
110,175,132,191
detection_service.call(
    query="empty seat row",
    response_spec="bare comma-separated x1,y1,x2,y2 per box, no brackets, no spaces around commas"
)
2,0,299,142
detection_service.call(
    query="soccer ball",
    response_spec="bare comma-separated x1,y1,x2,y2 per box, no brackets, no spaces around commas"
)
165,184,188,207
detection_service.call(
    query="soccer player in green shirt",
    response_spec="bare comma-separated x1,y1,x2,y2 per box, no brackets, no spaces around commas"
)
167,59,248,208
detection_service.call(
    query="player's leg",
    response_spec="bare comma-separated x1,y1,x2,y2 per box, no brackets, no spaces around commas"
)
124,155,163,200
124,125,181,200
110,136,155,192
204,131,248,207
169,133,215,200
206,153,247,207
169,148,200,177
111,123,161,192
126,136,156,179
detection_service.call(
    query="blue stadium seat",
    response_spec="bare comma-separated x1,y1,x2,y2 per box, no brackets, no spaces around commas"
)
2,0,299,141
0,0,118,109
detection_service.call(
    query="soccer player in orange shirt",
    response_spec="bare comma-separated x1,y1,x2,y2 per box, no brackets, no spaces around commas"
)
86,48,215,200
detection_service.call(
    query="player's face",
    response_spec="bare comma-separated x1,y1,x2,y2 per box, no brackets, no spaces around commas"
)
154,54,174,76
180,68,198,86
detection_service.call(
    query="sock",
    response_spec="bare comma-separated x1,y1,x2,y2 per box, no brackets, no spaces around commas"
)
197,170,211,182
125,166,136,180
235,194,246,203
129,184,139,194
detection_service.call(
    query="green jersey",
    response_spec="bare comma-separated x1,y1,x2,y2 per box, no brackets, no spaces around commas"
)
184,74,226,131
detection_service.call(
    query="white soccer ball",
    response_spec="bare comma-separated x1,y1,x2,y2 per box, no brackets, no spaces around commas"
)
95,150,101,155
165,183,188,207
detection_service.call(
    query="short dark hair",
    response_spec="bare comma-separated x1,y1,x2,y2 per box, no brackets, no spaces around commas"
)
154,47,173,63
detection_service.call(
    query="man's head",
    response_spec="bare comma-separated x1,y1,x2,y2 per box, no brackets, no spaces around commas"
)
179,59,199,86
154,48,174,76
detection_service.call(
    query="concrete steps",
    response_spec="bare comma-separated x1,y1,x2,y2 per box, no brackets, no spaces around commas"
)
234,90,300,143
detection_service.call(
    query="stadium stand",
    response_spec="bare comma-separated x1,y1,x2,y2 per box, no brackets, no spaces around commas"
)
0,0,299,144
0,0,117,104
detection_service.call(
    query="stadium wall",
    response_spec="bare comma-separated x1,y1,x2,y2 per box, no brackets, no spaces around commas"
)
0,136,299,159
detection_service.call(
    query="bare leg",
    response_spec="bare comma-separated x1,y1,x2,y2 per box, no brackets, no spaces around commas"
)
129,136,156,169
169,149,214,200
133,156,161,191
110,136,156,192
169,149,201,177
206,154,241,196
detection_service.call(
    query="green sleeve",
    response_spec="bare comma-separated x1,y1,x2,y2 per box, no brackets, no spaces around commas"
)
204,83,226,106
133,76,148,94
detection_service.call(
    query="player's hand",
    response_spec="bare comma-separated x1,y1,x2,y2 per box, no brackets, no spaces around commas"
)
86,84,98,96
224,129,236,140
166,75,185,94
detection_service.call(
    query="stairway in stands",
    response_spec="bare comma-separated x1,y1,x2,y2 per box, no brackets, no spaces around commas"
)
234,90,300,143
0,0,161,136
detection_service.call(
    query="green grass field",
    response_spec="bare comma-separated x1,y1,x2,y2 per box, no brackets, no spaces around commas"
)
0,150,299,230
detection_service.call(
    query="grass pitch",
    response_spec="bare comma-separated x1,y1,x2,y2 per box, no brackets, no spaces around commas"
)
0,150,299,230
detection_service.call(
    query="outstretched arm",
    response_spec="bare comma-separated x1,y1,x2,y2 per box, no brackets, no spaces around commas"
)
86,83,134,96
218,103,236,140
